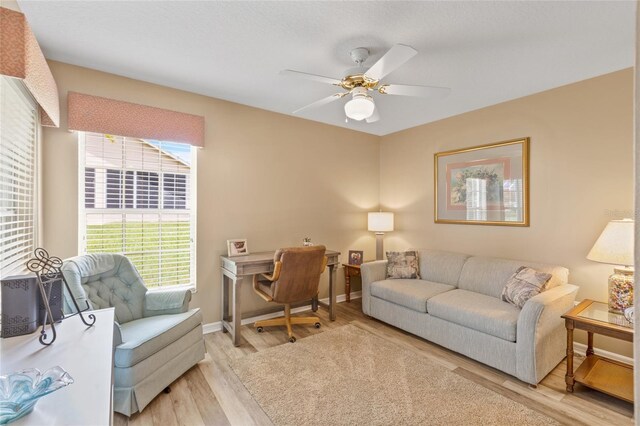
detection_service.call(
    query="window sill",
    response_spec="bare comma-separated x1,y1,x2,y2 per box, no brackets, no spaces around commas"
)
147,285,196,294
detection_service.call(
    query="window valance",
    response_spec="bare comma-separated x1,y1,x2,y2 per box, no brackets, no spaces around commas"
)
67,92,205,147
0,7,60,127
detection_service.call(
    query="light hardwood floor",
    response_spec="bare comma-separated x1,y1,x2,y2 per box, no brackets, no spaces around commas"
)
115,299,634,426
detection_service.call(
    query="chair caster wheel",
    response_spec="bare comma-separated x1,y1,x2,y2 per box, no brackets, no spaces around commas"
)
314,322,321,329
289,336,296,343
257,326,264,333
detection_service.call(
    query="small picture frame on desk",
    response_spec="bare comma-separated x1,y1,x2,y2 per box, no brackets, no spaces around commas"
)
348,250,363,265
227,239,249,257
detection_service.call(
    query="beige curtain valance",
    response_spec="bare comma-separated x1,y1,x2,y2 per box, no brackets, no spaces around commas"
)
0,7,60,127
67,92,205,147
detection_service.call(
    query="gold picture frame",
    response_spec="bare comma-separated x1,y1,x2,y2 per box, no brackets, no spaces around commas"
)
434,137,530,226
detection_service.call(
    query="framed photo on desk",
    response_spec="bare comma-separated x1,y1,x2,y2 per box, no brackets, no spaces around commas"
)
227,239,249,256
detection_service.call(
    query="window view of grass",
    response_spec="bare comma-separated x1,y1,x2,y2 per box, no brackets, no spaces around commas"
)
83,135,195,288
86,221,191,287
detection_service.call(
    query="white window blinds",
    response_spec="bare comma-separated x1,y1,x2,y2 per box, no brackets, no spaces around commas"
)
0,77,39,279
79,132,196,288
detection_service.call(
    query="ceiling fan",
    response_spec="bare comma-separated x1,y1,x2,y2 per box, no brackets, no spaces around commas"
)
281,44,451,123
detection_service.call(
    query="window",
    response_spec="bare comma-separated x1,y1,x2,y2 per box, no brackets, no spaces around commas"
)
106,169,123,208
99,169,163,209
79,133,196,288
84,168,96,208
134,171,159,209
0,77,39,278
163,173,187,209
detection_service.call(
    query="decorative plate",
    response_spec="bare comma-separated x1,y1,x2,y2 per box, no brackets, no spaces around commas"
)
0,366,74,424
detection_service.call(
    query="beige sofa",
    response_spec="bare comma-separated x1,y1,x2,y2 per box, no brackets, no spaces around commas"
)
360,249,578,385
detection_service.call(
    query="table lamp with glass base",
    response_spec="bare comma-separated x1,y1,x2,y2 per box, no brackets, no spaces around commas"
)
607,267,634,314
587,218,634,314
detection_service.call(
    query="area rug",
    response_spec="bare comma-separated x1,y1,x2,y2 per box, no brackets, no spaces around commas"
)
230,324,559,426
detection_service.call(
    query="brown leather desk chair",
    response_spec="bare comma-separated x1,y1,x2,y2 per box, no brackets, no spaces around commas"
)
253,245,328,343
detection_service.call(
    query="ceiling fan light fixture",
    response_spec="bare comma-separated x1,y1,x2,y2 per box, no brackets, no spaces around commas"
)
283,44,450,124
344,89,375,121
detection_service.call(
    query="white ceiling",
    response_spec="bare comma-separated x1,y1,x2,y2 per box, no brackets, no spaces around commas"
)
18,1,636,136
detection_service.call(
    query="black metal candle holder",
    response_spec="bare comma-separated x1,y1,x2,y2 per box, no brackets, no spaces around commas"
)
26,248,96,346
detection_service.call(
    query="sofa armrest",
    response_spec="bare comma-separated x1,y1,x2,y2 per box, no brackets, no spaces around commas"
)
143,288,192,317
516,283,579,384
360,260,388,315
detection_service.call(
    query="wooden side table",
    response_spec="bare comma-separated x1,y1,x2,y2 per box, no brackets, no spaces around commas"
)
562,299,633,403
342,262,371,302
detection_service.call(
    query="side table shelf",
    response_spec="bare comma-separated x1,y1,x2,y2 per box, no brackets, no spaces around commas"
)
573,354,633,402
562,299,633,403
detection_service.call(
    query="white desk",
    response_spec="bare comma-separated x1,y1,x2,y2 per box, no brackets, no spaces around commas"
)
1,308,115,425
220,250,340,346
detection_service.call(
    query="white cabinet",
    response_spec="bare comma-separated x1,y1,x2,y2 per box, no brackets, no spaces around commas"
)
1,308,115,425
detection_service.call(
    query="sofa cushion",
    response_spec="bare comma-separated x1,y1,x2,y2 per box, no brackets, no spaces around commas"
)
370,279,455,313
501,266,552,308
416,249,470,286
427,289,520,342
386,251,420,279
114,325,204,387
457,256,569,299
115,308,202,368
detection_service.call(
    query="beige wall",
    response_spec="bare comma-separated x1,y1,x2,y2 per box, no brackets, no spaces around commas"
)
42,61,380,324
379,69,634,357
42,61,634,357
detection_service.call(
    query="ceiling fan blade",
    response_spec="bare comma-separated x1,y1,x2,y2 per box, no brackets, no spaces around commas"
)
379,84,451,99
364,44,417,81
366,107,380,123
280,69,342,86
293,93,347,114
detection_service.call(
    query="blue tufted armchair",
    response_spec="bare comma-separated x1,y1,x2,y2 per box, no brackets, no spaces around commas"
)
61,253,205,416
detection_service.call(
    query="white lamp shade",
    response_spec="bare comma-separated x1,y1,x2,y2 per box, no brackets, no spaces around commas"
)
344,97,374,121
587,219,634,266
368,212,394,232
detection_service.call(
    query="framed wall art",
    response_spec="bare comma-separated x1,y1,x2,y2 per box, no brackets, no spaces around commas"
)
434,137,529,226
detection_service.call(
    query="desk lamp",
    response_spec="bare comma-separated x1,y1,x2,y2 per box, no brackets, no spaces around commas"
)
587,218,634,314
368,212,394,260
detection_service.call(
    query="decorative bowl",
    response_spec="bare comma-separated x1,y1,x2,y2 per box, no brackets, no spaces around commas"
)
0,367,74,425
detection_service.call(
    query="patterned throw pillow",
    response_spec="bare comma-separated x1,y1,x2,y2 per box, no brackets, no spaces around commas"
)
386,251,420,279
501,266,552,308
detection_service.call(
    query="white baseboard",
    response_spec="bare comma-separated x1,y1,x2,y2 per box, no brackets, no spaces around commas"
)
574,342,634,365
202,291,362,335
202,322,223,334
